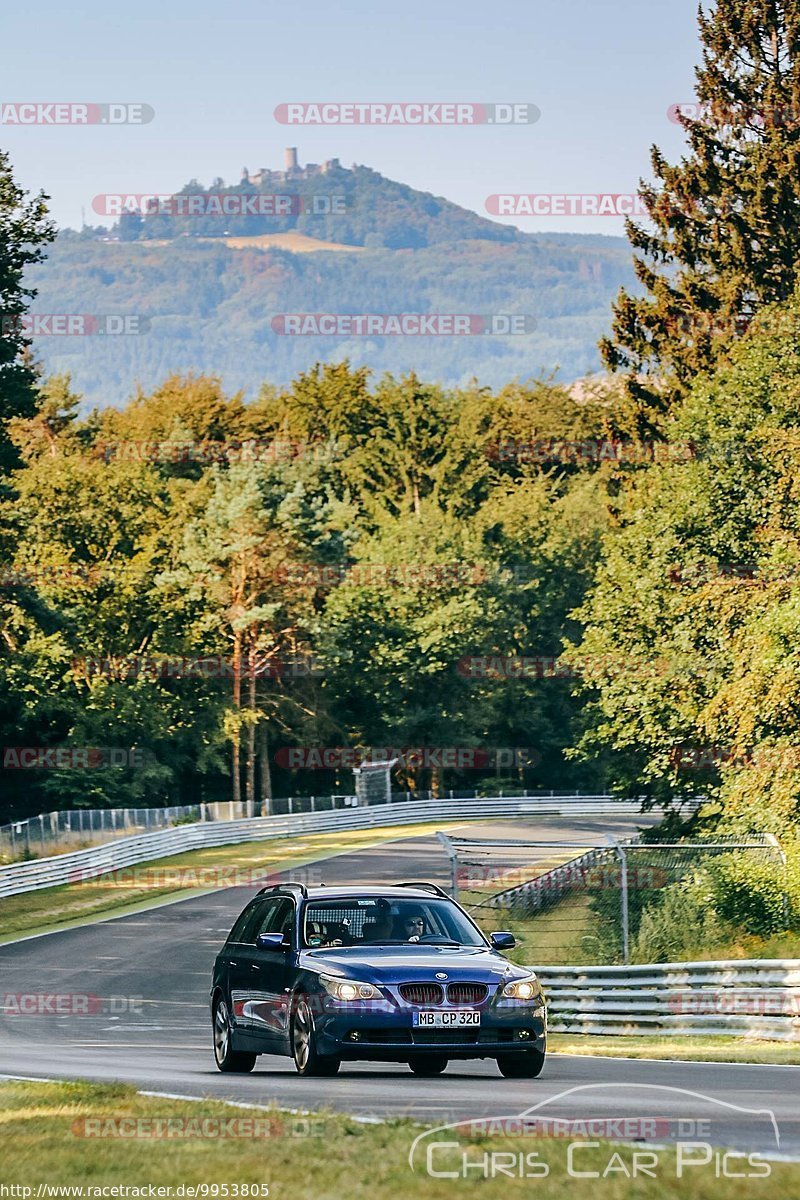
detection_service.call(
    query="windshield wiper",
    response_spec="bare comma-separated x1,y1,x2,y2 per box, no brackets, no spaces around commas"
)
417,938,463,946
358,939,464,947
360,939,409,945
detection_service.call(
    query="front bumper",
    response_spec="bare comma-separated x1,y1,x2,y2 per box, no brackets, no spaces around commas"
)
314,1002,547,1060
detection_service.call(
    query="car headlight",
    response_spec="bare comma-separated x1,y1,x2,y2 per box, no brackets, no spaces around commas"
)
502,976,544,1004
321,975,380,1001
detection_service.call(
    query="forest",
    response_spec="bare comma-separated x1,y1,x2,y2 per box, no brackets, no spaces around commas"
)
3,0,800,956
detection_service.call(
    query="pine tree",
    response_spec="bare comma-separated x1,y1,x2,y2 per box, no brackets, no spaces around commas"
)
0,149,55,473
601,1,800,434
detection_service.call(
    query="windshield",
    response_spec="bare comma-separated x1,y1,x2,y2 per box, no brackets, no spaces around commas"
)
302,895,487,948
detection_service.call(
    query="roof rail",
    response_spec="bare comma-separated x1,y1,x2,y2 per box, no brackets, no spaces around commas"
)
397,881,449,898
256,881,308,898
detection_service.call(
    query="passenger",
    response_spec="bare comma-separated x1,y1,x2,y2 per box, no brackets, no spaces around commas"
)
321,919,353,947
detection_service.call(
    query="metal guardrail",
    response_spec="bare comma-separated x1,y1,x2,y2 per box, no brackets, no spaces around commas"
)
0,796,644,899
536,959,800,1041
2,798,796,1042
0,789,617,859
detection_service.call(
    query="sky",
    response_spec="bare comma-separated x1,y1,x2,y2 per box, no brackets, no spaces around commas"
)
0,0,703,237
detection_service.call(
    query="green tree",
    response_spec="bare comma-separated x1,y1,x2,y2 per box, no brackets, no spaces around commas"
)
0,150,55,473
96,374,249,480
161,462,321,807
601,1,800,433
0,360,619,819
577,291,800,829
0,436,208,816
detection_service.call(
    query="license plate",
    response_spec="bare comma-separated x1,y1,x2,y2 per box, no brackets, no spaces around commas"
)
413,1010,480,1027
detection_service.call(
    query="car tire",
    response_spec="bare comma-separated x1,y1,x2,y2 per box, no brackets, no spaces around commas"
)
408,1055,448,1076
496,1046,546,1078
212,997,257,1073
291,997,340,1076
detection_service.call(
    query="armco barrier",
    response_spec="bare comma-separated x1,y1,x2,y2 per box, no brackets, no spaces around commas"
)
536,959,800,1041
2,799,796,1042
0,796,647,900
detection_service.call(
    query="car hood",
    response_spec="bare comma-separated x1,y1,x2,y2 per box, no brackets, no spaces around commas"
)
300,944,532,984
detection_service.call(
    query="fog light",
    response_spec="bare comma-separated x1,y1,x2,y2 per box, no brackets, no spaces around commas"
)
348,1030,361,1042
516,1029,531,1040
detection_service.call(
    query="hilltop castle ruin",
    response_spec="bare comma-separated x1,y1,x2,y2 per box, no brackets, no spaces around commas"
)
240,149,341,188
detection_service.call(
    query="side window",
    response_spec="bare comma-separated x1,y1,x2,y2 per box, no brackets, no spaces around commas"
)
256,897,294,941
239,900,276,945
227,903,258,945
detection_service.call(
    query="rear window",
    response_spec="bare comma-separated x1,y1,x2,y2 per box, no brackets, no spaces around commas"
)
302,895,486,948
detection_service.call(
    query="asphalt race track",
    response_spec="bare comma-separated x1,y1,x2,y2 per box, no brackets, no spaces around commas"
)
1,816,798,1160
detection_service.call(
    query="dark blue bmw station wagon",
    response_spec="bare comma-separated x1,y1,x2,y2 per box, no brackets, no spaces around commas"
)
210,882,547,1077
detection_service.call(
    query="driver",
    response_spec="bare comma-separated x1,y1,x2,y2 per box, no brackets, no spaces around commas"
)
395,908,426,942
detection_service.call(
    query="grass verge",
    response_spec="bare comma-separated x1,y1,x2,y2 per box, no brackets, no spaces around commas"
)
550,1033,800,1065
469,891,598,967
0,1079,797,1198
0,821,463,943
647,931,800,962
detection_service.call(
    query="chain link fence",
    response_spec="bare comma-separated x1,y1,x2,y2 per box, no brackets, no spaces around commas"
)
0,802,247,860
438,831,786,965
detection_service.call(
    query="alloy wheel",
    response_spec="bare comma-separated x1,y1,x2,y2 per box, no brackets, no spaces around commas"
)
292,1000,312,1071
213,1000,230,1064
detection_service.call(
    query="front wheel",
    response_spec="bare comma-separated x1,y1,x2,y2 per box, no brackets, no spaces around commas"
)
408,1055,448,1076
212,998,257,1073
496,1045,546,1078
291,997,340,1076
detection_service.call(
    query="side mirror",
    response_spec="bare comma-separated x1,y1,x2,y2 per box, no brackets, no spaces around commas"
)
490,931,516,950
256,932,291,951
